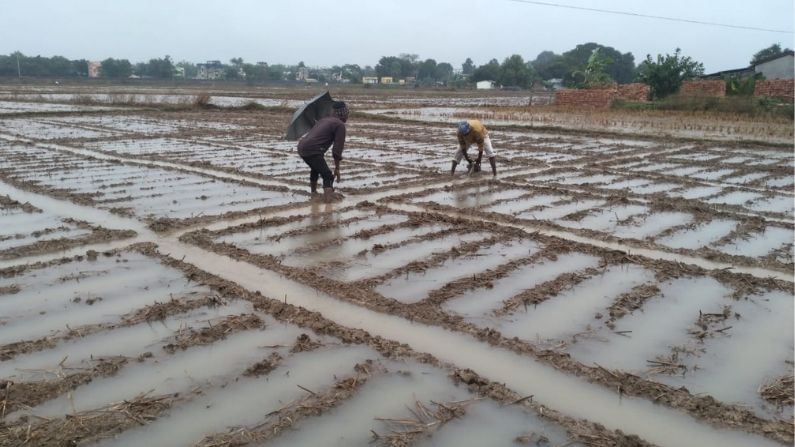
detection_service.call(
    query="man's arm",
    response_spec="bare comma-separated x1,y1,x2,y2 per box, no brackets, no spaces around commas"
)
332,123,346,182
457,135,473,163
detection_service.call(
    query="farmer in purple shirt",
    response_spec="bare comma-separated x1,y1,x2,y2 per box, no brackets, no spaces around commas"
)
297,101,348,203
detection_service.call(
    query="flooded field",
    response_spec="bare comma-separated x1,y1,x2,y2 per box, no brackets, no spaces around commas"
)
0,85,792,447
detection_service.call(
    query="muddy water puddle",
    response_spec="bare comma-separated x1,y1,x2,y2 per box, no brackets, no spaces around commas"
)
415,399,576,447
482,193,568,214
283,224,450,274
654,290,794,419
415,186,528,208
444,252,601,320
0,252,208,344
748,195,795,215
0,119,120,140
341,231,487,282
568,277,730,372
0,204,91,253
0,143,301,221
707,190,765,206
218,210,404,258
670,185,726,200
611,212,693,240
557,204,648,231
101,346,377,447
16,315,305,420
500,265,654,342
376,240,538,303
268,362,472,447
0,101,116,114
0,300,252,381
518,199,603,221
716,226,794,258
657,219,738,249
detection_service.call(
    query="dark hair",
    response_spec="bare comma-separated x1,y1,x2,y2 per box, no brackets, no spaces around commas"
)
333,101,347,109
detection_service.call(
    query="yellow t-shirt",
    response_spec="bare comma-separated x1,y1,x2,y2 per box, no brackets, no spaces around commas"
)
457,119,488,151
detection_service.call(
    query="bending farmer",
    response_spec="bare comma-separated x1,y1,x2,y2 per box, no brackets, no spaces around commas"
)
297,101,348,203
451,119,497,177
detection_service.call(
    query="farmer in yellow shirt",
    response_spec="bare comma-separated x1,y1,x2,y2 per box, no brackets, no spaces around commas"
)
451,120,497,176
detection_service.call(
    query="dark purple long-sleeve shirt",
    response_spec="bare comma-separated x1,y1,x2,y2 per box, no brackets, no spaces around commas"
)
296,116,347,161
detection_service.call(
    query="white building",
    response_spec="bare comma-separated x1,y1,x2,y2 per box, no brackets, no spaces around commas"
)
196,61,225,80
754,51,794,80
476,80,496,90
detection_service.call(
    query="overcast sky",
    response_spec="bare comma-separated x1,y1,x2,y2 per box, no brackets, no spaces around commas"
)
2,0,793,73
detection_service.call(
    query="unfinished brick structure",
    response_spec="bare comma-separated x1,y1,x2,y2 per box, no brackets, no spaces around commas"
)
617,83,650,102
754,79,794,103
554,83,650,108
679,80,726,97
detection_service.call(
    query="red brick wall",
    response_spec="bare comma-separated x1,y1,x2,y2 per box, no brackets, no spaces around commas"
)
554,88,616,108
679,80,726,97
617,83,650,102
754,79,794,103
554,83,649,107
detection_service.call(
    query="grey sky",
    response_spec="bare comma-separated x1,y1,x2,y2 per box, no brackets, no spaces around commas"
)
2,0,793,73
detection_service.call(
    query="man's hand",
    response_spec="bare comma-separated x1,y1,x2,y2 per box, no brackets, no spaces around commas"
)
334,167,341,182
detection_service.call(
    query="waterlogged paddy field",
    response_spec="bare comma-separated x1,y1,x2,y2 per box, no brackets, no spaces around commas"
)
0,86,792,447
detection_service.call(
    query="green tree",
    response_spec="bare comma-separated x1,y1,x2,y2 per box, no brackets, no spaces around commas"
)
498,54,536,88
558,43,635,85
341,64,363,83
572,48,614,88
145,55,174,78
472,58,500,83
725,73,763,96
176,61,198,78
71,59,88,77
461,57,475,75
531,51,567,80
242,63,268,81
636,48,704,99
750,43,791,66
435,62,454,83
99,58,132,78
375,55,417,79
224,66,240,80
267,64,287,81
417,58,437,82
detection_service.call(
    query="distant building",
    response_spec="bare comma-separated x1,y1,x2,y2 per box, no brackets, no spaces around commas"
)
173,66,185,79
196,61,225,80
362,76,378,85
754,51,794,80
87,61,101,78
701,67,755,80
702,51,794,81
380,76,394,85
546,78,564,90
296,67,310,81
476,80,495,90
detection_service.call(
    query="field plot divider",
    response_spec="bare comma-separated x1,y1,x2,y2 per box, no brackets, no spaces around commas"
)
0,133,304,195
153,238,784,447
497,175,792,226
383,203,792,283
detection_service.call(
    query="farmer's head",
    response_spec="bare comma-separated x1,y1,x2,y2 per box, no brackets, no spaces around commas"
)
333,101,349,122
457,120,470,136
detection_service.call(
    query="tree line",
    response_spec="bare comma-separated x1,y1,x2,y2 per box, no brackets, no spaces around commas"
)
0,43,788,100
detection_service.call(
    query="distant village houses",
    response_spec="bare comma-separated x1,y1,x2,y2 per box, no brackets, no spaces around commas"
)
196,61,225,80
